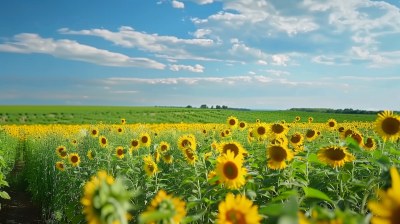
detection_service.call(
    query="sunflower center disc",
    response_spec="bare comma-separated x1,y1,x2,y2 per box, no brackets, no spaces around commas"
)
226,209,246,224
326,148,346,161
223,161,239,179
382,117,400,135
271,146,287,162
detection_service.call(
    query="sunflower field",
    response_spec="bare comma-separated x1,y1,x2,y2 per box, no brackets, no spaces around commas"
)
1,110,400,223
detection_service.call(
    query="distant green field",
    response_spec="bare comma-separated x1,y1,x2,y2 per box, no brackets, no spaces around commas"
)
0,105,377,124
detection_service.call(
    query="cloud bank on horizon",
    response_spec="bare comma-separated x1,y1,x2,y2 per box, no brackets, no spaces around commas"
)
0,0,399,110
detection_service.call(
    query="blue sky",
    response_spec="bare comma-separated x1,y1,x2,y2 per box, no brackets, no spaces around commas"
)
1,0,399,110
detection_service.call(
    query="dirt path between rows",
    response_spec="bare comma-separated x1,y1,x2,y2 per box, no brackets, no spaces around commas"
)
0,161,43,224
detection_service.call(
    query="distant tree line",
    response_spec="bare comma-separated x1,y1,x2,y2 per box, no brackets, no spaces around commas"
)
289,108,384,115
184,105,250,111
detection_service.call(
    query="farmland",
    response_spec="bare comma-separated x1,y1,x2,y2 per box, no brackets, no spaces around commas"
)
0,105,377,124
0,106,399,224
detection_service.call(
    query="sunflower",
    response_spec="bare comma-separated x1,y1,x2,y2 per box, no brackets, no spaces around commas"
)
374,110,400,142
139,132,152,148
208,170,220,185
115,146,125,159
349,130,363,146
116,126,124,134
290,132,304,148
90,128,99,138
363,137,377,151
129,139,140,153
227,116,239,128
71,139,78,146
157,142,170,153
295,116,301,122
204,152,213,161
81,170,132,224
217,193,262,224
269,123,288,138
177,134,196,151
270,137,288,147
143,155,158,177
99,135,108,148
183,147,197,165
218,141,247,159
308,117,313,123
239,121,247,130
341,128,355,140
55,161,65,171
154,150,160,163
162,154,173,164
140,189,186,224
121,118,126,124
317,146,355,168
69,153,81,167
216,150,247,189
211,141,219,151
326,118,338,130
253,123,269,140
267,143,294,170
223,129,232,137
87,150,95,160
368,167,400,224
55,145,68,159
305,129,318,142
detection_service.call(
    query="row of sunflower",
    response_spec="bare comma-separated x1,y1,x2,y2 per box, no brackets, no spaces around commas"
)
1,110,400,223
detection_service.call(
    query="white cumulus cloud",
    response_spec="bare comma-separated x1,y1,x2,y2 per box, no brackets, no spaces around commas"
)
169,64,205,73
172,0,184,9
0,33,166,69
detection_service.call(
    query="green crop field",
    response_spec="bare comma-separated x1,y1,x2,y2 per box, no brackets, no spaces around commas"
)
2,105,398,224
0,105,376,124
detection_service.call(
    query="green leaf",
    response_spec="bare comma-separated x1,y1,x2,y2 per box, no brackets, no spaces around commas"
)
0,191,10,199
302,187,333,204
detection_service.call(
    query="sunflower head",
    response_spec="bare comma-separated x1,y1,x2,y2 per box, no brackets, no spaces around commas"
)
217,193,262,224
290,132,304,146
305,129,318,142
139,189,186,224
317,145,355,168
363,137,377,151
81,170,133,224
115,146,125,159
218,141,247,159
368,166,400,224
69,153,81,167
183,147,197,165
327,118,338,130
143,155,158,177
90,128,99,137
130,139,140,151
239,121,247,130
227,116,239,128
140,133,152,147
162,153,174,164
216,150,247,189
158,141,170,153
55,161,65,171
374,110,400,142
87,150,95,160
177,134,196,151
267,144,294,170
269,123,288,137
56,145,68,159
99,135,108,148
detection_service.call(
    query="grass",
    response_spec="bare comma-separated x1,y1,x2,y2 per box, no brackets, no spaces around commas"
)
0,105,376,124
